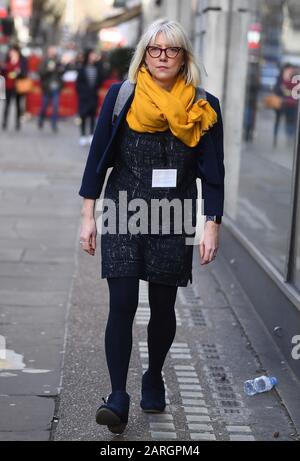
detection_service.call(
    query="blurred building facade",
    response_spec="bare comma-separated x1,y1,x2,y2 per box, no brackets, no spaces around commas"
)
63,0,111,35
61,0,141,48
221,0,300,381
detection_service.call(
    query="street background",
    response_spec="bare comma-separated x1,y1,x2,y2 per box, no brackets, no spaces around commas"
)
1,0,300,442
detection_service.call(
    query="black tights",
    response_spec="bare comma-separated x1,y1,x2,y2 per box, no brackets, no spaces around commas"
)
105,277,178,391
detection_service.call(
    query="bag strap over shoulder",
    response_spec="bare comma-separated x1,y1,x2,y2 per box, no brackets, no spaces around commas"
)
195,86,207,101
112,79,135,125
112,80,206,125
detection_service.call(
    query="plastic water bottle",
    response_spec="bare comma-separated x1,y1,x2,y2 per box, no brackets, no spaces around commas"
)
244,375,278,396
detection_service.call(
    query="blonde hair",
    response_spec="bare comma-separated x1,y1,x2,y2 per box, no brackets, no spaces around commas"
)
128,18,202,87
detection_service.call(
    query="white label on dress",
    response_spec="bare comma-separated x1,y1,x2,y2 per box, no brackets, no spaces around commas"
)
152,169,177,188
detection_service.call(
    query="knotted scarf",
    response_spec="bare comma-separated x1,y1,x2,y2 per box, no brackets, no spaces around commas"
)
126,64,218,147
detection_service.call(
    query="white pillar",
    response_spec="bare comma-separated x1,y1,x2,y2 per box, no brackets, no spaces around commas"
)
165,0,179,20
193,0,250,217
178,0,194,35
142,0,194,32
223,1,250,218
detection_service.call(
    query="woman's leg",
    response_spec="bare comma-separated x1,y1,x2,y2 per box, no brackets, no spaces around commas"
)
2,89,12,129
38,92,49,128
105,276,140,392
15,92,22,130
273,109,282,147
51,89,59,131
147,281,178,380
90,113,96,135
80,116,86,136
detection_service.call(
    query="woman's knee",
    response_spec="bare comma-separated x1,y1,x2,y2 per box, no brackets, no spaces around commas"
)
107,277,139,313
148,282,178,312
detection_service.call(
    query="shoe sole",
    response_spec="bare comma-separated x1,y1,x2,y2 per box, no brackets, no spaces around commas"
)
95,407,127,434
141,408,165,413
140,403,166,413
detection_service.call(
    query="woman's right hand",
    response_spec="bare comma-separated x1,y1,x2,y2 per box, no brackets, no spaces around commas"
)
80,198,97,255
80,216,97,256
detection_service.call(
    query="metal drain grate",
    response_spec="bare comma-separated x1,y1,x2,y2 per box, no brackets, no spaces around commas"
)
201,355,244,417
223,409,241,415
178,285,202,306
218,392,237,399
190,309,207,326
220,400,241,408
201,344,221,360
178,286,206,327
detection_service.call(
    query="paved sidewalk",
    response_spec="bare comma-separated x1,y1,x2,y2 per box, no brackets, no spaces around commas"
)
0,116,84,440
54,234,300,441
1,114,300,441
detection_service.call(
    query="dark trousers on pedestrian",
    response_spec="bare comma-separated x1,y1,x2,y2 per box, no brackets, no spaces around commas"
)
80,113,96,136
2,88,22,130
273,105,298,146
105,276,178,392
38,89,60,131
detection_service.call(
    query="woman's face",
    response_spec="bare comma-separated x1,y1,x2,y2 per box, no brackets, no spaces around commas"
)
144,32,185,90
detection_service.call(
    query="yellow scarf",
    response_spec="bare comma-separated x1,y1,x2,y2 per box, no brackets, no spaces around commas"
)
126,64,218,147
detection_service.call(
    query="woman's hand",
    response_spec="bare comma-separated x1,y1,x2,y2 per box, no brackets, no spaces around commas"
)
199,221,220,265
80,199,97,256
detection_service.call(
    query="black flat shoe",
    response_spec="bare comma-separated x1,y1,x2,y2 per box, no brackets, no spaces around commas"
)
95,390,130,434
140,371,166,413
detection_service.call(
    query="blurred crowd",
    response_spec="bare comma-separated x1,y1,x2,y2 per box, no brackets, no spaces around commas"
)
2,42,299,150
0,43,125,145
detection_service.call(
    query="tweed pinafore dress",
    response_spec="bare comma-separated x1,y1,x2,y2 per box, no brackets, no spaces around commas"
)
100,119,199,287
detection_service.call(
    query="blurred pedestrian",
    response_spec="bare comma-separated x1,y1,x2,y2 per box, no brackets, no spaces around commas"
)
1,45,27,131
78,18,225,434
273,63,299,146
38,46,64,133
76,49,104,146
243,61,260,142
74,51,84,71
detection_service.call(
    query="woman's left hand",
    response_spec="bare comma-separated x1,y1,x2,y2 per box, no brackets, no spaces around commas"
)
199,221,220,265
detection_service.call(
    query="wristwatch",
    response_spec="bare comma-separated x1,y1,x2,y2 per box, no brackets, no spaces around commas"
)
205,215,222,224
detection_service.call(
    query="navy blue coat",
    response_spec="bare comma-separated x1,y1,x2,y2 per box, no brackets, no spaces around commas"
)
78,81,225,215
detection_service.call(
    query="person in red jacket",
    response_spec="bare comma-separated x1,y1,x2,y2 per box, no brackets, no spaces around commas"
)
1,45,27,131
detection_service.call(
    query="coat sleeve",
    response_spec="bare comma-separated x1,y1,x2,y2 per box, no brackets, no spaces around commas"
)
78,84,121,199
201,97,225,216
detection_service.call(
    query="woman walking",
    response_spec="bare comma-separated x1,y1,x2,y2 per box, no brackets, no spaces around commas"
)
78,18,225,435
1,45,27,131
76,49,103,146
